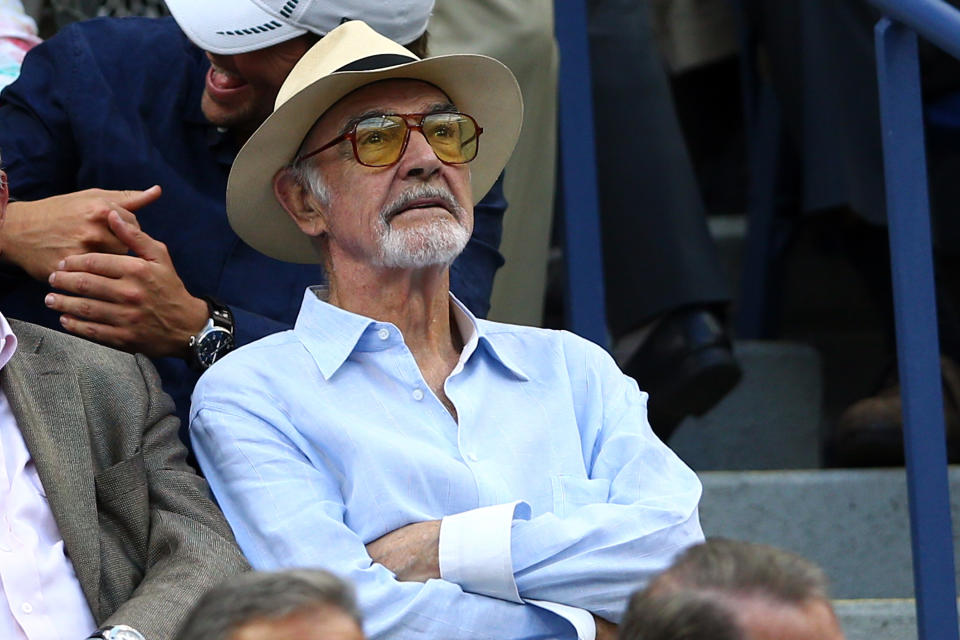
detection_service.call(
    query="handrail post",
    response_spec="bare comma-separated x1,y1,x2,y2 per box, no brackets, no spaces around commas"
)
875,17,959,639
554,0,608,347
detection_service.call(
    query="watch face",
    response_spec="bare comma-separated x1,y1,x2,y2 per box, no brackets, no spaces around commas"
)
196,327,235,367
96,626,145,640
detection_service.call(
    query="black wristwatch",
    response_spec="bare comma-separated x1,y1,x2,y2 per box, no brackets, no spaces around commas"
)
87,625,146,640
188,296,235,371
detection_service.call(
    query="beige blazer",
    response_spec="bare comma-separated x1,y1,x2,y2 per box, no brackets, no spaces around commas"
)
2,319,249,640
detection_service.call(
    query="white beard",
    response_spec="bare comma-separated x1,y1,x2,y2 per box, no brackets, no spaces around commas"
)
375,216,471,269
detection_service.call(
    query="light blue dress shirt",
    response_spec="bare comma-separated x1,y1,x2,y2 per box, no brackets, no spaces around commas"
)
190,287,703,640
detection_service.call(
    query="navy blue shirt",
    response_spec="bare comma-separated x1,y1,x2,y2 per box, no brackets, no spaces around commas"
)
0,17,506,433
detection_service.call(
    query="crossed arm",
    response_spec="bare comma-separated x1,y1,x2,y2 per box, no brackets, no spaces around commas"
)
365,522,618,639
191,404,577,640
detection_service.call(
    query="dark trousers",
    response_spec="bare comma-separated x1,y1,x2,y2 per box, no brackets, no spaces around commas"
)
587,0,731,339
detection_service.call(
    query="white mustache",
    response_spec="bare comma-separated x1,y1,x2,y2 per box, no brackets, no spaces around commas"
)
380,185,465,224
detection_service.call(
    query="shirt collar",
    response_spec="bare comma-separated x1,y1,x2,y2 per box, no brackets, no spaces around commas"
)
0,311,19,371
294,287,529,381
449,296,529,381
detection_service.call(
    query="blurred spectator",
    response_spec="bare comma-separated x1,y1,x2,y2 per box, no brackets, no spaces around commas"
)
175,570,363,640
621,538,846,640
742,0,960,465
0,155,249,640
41,0,166,31
587,0,740,437
650,0,738,74
430,0,557,330
0,0,40,90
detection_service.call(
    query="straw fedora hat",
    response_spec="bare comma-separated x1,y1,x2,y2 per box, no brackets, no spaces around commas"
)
226,19,523,264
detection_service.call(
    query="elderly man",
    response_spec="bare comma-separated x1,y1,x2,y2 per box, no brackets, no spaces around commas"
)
0,0,506,432
175,570,364,640
0,163,248,640
190,21,703,640
620,539,846,640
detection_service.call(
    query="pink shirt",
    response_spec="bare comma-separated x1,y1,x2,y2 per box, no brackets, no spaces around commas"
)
0,0,42,91
0,313,97,639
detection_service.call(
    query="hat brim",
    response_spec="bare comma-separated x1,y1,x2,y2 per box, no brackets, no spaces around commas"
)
165,0,306,54
227,54,523,264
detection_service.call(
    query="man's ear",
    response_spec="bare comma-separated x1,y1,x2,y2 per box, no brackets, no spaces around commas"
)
273,168,326,237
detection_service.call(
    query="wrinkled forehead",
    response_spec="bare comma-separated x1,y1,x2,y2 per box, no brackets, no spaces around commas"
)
303,79,455,146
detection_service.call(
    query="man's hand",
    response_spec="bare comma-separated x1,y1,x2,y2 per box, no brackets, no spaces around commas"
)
45,209,209,359
1,187,160,281
593,614,618,640
366,520,442,582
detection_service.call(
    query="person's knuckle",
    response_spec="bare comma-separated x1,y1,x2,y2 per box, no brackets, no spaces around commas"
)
79,227,102,247
121,287,144,305
125,306,144,324
85,201,108,217
129,260,150,279
74,274,92,295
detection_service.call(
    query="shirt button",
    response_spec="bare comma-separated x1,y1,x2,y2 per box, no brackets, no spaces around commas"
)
467,452,479,462
412,389,424,401
21,603,32,614
377,328,389,340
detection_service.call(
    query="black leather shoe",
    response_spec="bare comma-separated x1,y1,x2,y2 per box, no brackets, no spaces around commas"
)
621,308,742,440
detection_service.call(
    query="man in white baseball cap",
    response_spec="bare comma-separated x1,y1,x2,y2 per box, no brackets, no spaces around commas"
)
163,0,433,142
190,20,703,640
0,0,508,438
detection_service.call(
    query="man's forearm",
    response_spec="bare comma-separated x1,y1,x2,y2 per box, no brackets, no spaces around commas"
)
365,519,441,582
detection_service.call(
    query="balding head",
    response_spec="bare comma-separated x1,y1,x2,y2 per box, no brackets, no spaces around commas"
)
621,539,845,640
175,569,364,640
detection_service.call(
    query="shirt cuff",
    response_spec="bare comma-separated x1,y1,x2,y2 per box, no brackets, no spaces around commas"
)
438,501,530,603
527,600,596,640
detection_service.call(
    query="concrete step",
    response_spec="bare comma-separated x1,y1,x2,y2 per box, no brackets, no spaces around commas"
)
699,468,960,599
667,339,823,471
834,599,931,640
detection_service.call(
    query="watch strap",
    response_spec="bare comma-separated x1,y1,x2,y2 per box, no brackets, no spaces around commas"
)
201,295,234,332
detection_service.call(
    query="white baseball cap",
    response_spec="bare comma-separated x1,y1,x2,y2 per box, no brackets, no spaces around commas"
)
163,0,434,55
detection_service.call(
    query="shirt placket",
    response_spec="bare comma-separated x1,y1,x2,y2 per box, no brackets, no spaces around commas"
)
0,396,58,639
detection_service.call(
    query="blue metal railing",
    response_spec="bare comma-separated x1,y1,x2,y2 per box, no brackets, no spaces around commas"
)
867,0,960,637
731,0,790,340
554,0,959,635
553,0,608,348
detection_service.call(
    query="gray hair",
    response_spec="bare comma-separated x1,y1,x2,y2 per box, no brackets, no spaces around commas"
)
174,569,362,640
620,539,832,640
287,157,331,208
